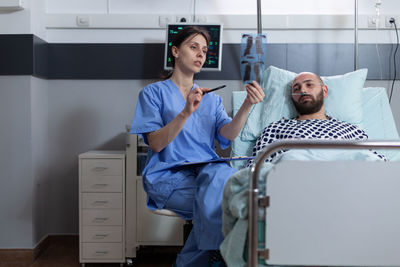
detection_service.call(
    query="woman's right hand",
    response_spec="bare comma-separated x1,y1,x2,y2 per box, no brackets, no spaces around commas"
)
147,87,206,152
182,87,205,116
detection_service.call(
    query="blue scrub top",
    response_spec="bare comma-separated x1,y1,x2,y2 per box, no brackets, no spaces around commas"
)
130,79,232,205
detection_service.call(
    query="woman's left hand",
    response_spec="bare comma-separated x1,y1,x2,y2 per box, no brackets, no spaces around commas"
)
244,81,265,105
219,81,265,140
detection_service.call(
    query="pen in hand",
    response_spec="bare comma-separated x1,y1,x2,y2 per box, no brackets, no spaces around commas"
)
203,85,226,95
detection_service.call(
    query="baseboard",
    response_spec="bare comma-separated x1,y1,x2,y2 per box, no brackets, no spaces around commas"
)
32,234,51,261
0,234,76,265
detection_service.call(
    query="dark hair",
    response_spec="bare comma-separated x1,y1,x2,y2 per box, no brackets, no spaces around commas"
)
162,26,210,79
170,26,210,67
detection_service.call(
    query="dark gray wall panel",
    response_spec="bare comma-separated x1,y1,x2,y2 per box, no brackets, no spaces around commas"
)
1,34,400,80
0,35,33,75
359,44,396,80
47,43,165,79
47,43,243,80
265,43,287,70
286,44,354,76
33,35,48,79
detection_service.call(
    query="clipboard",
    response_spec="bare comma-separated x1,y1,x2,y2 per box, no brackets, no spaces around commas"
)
180,156,255,167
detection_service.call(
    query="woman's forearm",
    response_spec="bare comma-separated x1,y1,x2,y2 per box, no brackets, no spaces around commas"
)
219,101,252,141
220,81,265,141
147,111,190,152
148,86,205,152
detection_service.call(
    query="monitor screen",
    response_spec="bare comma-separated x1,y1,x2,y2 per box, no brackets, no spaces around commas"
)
164,23,223,71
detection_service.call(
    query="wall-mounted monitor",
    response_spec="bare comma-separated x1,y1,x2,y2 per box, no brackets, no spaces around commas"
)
164,23,223,71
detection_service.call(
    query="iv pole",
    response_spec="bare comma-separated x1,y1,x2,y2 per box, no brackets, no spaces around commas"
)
257,0,262,34
248,2,263,266
354,0,358,70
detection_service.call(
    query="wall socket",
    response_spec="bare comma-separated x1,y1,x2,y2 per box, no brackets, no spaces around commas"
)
385,16,398,28
367,16,381,28
76,15,90,27
175,15,191,23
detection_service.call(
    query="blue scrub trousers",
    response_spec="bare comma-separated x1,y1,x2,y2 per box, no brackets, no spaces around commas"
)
160,162,237,267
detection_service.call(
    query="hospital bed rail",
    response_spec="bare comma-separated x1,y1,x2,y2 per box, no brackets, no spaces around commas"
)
248,139,400,267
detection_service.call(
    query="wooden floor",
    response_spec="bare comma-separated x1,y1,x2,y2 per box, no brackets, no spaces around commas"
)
1,236,179,267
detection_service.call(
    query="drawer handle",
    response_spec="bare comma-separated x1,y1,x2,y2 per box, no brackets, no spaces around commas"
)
95,251,109,254
93,184,108,187
93,200,109,205
93,217,109,222
92,167,108,172
94,234,109,238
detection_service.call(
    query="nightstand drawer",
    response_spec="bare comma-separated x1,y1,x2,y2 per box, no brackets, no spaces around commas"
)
82,159,123,176
82,226,123,242
82,209,123,226
81,243,123,260
82,193,123,209
81,176,122,192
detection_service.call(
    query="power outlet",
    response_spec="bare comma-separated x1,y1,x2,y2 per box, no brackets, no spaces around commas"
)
385,16,397,28
367,16,381,28
76,15,90,27
175,15,191,23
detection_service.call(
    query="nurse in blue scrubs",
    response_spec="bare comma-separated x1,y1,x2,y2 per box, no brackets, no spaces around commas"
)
130,26,264,266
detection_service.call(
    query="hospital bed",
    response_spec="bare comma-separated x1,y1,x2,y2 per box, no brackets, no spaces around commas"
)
223,66,400,266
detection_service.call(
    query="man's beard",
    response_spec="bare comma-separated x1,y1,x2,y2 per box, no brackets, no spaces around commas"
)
292,89,324,115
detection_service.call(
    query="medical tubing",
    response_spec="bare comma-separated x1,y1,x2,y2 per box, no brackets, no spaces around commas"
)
390,19,399,103
375,36,383,80
248,139,400,267
291,93,311,96
375,0,383,80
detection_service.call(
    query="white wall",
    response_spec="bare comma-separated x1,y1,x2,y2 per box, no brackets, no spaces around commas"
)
31,0,47,40
31,77,49,246
0,0,46,39
44,0,400,44
45,0,399,15
0,4,30,34
0,76,51,248
0,76,34,248
45,80,143,234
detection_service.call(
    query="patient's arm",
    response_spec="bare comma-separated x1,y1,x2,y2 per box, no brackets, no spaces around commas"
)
220,81,265,140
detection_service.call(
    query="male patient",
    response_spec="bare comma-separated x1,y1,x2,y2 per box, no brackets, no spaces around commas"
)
247,72,386,166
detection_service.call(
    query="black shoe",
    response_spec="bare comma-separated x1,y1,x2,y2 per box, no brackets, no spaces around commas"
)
209,250,227,267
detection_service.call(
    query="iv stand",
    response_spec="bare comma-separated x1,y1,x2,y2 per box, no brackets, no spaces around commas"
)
257,0,262,34
354,0,358,70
